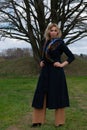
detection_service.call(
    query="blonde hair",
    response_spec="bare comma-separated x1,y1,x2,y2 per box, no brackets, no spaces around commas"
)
44,23,62,41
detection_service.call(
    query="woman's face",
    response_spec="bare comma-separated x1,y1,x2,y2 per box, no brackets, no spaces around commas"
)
49,26,58,39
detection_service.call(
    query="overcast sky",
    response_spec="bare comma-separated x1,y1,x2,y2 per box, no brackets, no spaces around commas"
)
68,37,87,55
0,37,87,55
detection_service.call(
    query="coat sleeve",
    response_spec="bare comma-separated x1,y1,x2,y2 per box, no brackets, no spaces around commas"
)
61,41,75,64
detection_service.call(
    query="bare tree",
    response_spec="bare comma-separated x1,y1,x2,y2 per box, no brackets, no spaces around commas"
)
0,0,87,63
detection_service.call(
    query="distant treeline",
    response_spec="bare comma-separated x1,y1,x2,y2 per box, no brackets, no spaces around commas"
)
77,54,87,60
0,48,87,60
0,48,33,59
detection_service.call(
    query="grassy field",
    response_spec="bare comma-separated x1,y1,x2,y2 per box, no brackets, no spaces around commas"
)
0,56,87,77
0,76,87,130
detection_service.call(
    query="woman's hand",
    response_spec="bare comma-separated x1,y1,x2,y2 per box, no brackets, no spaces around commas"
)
53,61,68,68
40,61,45,67
53,62,63,68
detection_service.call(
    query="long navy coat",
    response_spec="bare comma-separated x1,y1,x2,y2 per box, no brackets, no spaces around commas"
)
32,38,75,109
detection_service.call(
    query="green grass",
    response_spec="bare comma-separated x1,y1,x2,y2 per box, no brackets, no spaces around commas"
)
0,76,87,130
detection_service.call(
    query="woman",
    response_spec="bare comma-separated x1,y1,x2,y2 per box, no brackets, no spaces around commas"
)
31,23,75,127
